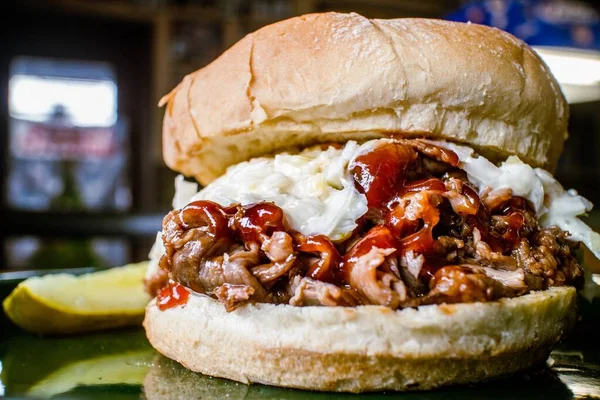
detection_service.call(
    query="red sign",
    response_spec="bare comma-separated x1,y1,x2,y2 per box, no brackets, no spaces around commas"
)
11,118,117,160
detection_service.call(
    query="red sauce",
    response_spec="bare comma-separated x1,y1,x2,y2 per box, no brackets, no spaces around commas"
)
386,191,442,247
341,226,397,282
157,280,190,310
400,178,446,195
500,212,525,246
349,142,458,268
398,220,437,254
234,202,285,244
412,141,460,167
181,201,287,245
343,140,541,283
467,213,504,252
385,199,421,238
181,200,230,239
434,146,460,167
465,196,532,253
461,184,481,214
494,197,530,247
350,142,418,208
296,234,341,283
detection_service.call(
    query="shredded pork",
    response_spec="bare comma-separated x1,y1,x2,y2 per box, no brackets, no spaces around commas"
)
150,140,584,311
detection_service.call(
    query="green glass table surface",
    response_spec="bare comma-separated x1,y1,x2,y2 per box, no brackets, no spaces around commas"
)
0,277,598,400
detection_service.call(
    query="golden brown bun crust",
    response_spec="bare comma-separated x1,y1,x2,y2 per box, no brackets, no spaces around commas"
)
143,286,576,392
161,12,568,185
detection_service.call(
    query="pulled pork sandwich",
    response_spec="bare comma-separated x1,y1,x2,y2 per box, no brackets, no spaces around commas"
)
143,12,600,392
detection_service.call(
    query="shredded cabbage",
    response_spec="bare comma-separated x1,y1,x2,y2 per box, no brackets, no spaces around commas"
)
187,142,368,242
172,175,199,210
148,143,371,266
146,232,164,280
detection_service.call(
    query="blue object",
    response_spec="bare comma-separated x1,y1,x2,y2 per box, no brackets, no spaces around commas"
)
446,0,600,50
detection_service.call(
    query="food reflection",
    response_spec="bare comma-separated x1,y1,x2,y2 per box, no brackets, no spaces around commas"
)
1,325,597,399
0,328,153,398
142,355,588,400
550,351,600,399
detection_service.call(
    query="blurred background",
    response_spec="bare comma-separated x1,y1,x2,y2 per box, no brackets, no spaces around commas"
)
1,0,599,272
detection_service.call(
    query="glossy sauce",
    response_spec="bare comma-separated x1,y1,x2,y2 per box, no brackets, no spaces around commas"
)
433,147,459,167
398,215,438,254
351,142,448,259
458,184,481,215
157,280,190,310
341,226,397,281
499,212,526,246
406,139,460,167
296,234,341,283
180,200,230,239
346,140,530,285
234,202,285,244
182,200,286,245
496,196,531,247
350,142,418,208
385,199,421,238
400,178,446,195
467,211,504,252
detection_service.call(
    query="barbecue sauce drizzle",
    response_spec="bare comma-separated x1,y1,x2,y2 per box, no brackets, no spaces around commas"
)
344,142,448,283
158,201,287,309
346,141,530,286
157,280,190,311
159,140,535,309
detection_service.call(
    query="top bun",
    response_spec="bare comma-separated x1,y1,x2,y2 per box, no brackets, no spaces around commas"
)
160,12,568,186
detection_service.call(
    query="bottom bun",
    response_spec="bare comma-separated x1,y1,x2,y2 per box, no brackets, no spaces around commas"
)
143,286,577,393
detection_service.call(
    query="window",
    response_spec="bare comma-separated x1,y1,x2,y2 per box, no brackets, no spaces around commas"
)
5,56,132,270
7,56,130,211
